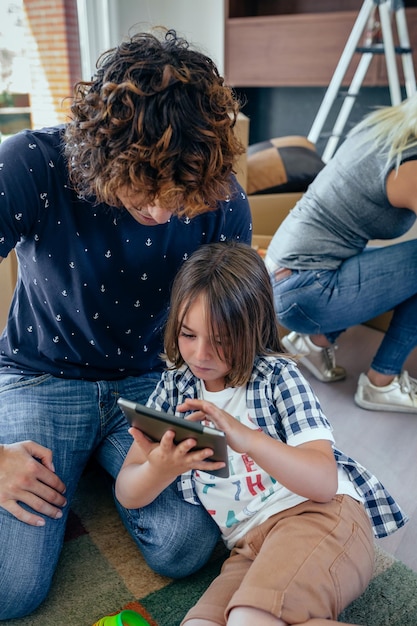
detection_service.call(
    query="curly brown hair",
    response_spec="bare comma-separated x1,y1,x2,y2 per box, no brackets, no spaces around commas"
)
64,28,244,217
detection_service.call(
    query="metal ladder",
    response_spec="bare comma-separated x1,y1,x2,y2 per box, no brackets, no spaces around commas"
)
308,0,416,163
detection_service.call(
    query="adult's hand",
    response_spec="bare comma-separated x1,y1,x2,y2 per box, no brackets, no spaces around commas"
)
0,441,67,526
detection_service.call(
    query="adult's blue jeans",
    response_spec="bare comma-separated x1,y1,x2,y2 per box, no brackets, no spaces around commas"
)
268,240,417,376
0,373,220,620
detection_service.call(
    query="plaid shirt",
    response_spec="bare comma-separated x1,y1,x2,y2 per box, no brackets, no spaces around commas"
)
147,356,408,538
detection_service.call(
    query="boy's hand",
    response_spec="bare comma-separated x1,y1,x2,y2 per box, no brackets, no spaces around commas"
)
177,398,253,453
129,427,226,477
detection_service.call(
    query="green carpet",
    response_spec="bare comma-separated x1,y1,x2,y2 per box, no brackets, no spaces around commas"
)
4,467,417,626
140,557,417,626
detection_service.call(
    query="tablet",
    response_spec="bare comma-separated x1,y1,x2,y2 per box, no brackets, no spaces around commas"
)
117,397,229,478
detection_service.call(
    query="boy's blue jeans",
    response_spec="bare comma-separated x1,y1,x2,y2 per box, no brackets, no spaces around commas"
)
0,373,220,620
268,240,417,376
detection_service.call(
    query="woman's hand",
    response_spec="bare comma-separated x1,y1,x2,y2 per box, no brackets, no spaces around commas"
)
0,441,67,526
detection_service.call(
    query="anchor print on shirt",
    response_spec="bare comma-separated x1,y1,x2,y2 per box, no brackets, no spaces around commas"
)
40,192,49,208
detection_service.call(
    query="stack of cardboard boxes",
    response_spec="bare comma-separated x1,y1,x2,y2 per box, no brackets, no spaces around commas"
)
234,113,303,256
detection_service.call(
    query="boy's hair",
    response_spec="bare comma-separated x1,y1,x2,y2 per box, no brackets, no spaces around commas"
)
164,241,282,387
64,28,244,217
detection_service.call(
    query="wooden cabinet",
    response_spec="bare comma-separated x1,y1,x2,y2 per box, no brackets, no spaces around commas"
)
224,0,417,87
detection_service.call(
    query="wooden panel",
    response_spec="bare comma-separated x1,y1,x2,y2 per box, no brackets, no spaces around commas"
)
225,9,417,87
227,0,366,19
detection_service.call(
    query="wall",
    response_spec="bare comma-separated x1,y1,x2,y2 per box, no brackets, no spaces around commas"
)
77,0,225,79
76,1,414,156
237,85,394,154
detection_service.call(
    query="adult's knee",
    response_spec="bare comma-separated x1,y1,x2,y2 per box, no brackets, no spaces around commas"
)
116,487,221,578
0,569,51,619
0,511,60,620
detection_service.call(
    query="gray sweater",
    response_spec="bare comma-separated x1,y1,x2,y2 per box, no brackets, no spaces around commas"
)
267,129,417,270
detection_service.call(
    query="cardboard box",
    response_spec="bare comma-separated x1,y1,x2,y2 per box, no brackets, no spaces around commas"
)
366,311,393,333
249,192,303,253
233,112,249,191
0,251,17,331
249,192,302,237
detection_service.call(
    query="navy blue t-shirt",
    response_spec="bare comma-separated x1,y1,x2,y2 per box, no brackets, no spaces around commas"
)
0,126,252,380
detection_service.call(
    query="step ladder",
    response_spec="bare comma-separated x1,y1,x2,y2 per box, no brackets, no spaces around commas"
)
308,0,417,163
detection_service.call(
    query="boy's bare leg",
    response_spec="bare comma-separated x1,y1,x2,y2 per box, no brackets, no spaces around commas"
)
184,608,361,625
229,607,361,625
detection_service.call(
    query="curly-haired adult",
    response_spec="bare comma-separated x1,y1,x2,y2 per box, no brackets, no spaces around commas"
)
0,29,251,619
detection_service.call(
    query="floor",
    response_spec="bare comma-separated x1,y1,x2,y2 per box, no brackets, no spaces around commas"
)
292,324,417,573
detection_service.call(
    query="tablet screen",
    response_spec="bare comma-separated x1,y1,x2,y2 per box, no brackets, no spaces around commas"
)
118,397,229,478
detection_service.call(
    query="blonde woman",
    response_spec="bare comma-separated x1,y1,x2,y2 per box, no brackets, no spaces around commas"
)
266,95,417,413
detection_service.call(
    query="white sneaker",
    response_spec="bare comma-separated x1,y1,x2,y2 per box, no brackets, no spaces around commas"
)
281,331,346,383
355,371,417,413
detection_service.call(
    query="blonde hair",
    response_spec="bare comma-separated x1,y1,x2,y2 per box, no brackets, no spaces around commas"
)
350,93,417,167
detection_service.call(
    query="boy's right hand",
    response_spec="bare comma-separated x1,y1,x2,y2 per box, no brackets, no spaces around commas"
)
0,441,67,526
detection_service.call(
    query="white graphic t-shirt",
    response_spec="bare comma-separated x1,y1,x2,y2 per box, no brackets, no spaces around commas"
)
195,381,359,549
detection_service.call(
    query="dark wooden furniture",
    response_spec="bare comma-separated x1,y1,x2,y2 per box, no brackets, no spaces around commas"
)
224,0,417,87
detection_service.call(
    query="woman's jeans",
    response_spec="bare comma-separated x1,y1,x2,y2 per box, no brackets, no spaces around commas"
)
0,373,220,620
268,240,417,376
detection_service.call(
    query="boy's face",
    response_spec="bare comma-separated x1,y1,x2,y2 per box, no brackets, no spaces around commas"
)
178,294,230,392
117,188,173,226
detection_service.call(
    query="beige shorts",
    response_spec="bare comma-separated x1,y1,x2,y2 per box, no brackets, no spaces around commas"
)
181,495,374,625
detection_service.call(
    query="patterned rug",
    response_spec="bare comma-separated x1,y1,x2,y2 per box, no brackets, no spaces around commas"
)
5,466,417,626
